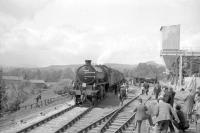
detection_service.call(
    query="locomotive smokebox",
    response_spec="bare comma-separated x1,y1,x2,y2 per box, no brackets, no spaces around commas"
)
85,60,92,65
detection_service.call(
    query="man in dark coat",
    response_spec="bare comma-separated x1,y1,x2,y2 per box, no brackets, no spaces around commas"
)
169,87,176,107
163,87,176,132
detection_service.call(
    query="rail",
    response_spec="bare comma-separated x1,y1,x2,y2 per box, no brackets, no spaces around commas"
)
100,94,140,133
16,104,76,133
55,106,93,133
77,108,118,133
114,96,151,133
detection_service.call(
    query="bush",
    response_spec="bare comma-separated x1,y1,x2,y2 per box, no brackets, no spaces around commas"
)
9,100,20,112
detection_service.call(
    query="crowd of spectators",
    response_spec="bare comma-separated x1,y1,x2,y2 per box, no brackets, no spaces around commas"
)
133,82,200,133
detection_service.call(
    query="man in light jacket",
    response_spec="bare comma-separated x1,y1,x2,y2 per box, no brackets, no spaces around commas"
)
154,96,180,133
133,98,154,133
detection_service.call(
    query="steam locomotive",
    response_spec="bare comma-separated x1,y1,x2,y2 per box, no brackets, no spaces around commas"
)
71,60,125,105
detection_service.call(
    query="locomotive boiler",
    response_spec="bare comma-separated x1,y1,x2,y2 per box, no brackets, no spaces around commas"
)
71,60,125,105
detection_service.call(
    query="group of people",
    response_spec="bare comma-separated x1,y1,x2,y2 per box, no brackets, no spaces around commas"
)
133,83,200,133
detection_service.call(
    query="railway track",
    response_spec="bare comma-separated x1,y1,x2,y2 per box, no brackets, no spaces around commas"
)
16,99,113,133
16,104,77,133
122,99,153,133
56,107,115,133
15,97,114,133
84,95,141,133
55,91,141,133
98,95,151,133
29,106,91,133
15,87,141,133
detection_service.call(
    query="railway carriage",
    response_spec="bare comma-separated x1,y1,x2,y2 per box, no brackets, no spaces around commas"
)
71,60,125,105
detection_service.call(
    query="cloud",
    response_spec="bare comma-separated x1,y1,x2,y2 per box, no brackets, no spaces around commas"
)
0,0,199,67
0,21,163,66
181,32,200,51
0,23,108,66
0,0,52,19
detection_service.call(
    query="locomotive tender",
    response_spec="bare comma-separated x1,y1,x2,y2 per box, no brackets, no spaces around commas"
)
71,60,125,105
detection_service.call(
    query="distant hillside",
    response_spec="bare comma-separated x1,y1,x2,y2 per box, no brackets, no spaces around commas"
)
2,61,166,81
104,63,137,72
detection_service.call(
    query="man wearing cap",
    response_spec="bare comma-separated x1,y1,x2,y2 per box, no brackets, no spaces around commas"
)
155,96,180,133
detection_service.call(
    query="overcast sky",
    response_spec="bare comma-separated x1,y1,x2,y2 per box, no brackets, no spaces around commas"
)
0,0,199,67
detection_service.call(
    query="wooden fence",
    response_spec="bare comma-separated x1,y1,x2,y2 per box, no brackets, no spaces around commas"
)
18,94,69,110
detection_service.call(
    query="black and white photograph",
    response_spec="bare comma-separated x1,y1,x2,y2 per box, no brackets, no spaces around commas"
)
0,0,200,133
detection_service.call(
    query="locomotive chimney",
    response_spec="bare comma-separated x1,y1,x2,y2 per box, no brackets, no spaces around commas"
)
85,60,92,65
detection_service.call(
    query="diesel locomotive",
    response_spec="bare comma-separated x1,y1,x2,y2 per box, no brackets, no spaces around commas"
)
71,60,125,105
